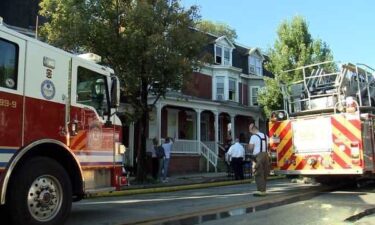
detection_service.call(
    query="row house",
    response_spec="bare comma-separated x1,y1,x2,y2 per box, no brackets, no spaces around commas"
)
124,34,272,174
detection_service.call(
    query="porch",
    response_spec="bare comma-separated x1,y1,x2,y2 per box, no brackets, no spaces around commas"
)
123,98,263,174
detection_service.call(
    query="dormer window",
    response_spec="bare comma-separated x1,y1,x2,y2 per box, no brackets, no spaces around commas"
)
215,44,232,66
249,55,262,76
215,46,222,64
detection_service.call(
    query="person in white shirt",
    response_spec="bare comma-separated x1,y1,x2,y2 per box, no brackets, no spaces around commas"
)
227,138,245,180
161,137,173,182
248,122,270,196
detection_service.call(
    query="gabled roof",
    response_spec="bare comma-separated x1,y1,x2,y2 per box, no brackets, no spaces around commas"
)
214,36,235,49
248,48,265,60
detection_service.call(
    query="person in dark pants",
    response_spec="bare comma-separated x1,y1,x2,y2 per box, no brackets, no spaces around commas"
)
227,138,245,180
248,122,270,196
151,137,160,180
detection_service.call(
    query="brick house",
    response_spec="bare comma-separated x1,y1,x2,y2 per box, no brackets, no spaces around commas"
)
124,34,272,174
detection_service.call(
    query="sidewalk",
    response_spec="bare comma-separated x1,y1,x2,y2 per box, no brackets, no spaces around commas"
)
126,172,242,188
87,172,266,198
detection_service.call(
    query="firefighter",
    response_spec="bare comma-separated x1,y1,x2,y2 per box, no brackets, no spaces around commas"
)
248,122,270,196
226,137,245,180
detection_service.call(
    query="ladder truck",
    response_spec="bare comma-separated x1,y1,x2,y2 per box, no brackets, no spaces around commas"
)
269,61,375,184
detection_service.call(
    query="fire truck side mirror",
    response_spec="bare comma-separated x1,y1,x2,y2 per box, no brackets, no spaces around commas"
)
111,76,120,108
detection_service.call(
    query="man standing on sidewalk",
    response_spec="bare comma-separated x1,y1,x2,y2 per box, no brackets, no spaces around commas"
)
161,137,173,183
248,122,270,196
227,137,245,180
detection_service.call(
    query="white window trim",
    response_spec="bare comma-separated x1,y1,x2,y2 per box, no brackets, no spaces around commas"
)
250,86,260,106
213,75,240,103
214,44,233,66
228,77,237,102
249,54,263,76
214,76,225,101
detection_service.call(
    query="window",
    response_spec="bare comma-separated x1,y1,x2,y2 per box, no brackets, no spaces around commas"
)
77,66,109,116
215,46,222,64
0,38,18,90
224,48,230,65
216,76,224,100
251,86,260,106
215,45,231,66
228,78,236,101
249,55,262,76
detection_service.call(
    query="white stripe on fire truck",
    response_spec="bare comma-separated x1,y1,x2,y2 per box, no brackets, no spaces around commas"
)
75,152,123,164
0,148,17,168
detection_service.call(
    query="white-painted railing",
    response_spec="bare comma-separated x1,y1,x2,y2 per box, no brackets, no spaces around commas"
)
200,142,218,172
173,139,199,154
146,139,200,154
146,138,218,171
203,141,216,153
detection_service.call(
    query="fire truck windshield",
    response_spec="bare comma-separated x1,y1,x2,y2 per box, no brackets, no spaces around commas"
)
76,66,110,117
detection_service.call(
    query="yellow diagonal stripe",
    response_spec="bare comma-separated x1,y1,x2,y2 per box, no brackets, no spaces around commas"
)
333,115,361,140
333,145,352,168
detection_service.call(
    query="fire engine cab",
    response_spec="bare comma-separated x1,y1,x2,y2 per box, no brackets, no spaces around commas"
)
0,19,127,225
269,61,375,183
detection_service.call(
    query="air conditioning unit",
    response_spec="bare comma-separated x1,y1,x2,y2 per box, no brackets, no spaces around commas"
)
217,94,224,101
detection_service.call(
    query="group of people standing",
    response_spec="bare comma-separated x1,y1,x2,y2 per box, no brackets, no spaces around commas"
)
226,121,271,196
150,137,173,183
148,121,270,196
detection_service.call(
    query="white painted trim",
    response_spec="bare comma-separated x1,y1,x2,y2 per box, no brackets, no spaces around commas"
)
214,36,235,48
250,86,260,106
248,54,263,76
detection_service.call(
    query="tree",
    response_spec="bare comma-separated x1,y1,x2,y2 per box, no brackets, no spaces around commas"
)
196,20,237,42
259,16,334,117
39,0,207,182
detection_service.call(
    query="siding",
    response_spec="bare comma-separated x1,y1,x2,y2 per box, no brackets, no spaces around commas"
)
182,72,212,100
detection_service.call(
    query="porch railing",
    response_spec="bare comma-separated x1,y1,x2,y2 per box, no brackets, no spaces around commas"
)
146,138,218,171
203,141,215,152
200,142,218,172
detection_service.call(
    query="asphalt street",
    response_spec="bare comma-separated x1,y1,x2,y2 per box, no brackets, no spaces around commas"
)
66,179,325,225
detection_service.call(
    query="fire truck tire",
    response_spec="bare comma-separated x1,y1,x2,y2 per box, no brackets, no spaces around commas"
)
7,157,72,225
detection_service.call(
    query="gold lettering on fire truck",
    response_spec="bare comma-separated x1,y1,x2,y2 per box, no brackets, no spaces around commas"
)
0,98,17,108
46,68,53,79
88,121,102,150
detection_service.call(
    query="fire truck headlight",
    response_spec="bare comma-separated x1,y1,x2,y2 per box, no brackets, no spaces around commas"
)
277,111,285,120
115,142,126,155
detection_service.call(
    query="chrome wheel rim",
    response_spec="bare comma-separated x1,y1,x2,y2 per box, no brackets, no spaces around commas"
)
27,175,63,222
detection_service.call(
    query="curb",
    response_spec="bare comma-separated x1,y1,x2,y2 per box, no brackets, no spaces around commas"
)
86,176,283,198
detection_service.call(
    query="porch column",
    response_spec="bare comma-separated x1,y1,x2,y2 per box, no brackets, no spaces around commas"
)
254,116,260,128
214,111,219,154
230,114,236,141
156,102,163,142
195,109,201,154
129,122,135,167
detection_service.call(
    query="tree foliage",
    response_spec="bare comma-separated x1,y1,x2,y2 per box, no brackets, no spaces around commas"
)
196,20,237,42
259,16,334,117
39,0,207,182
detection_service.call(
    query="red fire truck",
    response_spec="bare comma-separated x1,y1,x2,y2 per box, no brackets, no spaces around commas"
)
0,19,127,225
269,61,375,183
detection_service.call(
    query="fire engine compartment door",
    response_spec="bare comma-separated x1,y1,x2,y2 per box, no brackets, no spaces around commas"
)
292,117,333,153
0,30,26,148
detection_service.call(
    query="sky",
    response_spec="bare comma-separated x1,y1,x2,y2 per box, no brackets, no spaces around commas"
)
181,0,375,67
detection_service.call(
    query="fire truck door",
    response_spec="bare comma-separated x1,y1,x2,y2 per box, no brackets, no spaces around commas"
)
23,42,70,144
0,31,25,150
